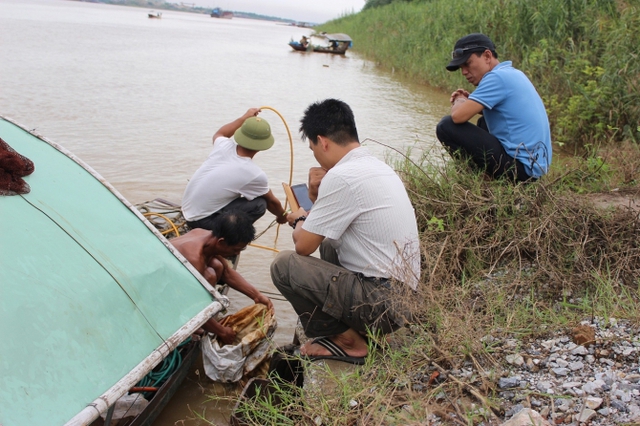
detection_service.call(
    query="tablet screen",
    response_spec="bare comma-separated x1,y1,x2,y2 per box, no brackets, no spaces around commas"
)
291,183,313,211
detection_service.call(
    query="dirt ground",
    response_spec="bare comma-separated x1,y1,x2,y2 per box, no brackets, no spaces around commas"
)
585,188,640,214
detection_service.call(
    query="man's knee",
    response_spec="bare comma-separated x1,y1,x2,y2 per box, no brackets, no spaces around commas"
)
436,115,455,142
270,250,295,290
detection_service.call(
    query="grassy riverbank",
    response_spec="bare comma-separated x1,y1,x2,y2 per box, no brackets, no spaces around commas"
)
318,0,640,151
227,154,640,425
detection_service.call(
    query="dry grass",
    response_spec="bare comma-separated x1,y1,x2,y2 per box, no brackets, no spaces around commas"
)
232,148,640,425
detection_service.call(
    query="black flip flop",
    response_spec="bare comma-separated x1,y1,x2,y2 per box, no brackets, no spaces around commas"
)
304,336,367,365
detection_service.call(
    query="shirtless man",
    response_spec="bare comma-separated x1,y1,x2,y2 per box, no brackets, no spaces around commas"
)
170,211,273,344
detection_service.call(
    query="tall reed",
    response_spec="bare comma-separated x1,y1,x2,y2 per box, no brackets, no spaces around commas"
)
319,0,640,150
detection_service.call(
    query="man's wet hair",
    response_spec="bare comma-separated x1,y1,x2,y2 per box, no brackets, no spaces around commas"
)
210,210,255,245
300,98,359,146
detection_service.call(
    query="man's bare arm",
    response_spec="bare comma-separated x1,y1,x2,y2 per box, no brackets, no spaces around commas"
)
212,108,261,142
219,259,274,311
262,189,289,224
451,97,484,123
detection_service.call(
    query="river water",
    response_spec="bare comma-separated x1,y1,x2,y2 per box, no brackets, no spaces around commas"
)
0,0,450,424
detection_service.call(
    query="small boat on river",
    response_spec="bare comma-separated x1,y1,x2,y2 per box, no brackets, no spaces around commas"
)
211,7,233,19
148,10,162,18
289,33,352,55
0,115,227,426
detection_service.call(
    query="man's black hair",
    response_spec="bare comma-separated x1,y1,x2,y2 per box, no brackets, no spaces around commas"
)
299,98,359,146
210,210,255,245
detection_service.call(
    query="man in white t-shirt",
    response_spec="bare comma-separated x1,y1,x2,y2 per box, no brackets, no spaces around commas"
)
182,108,290,230
270,99,421,364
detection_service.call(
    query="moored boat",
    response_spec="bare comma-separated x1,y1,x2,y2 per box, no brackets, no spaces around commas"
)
0,115,227,426
211,7,233,19
288,33,352,55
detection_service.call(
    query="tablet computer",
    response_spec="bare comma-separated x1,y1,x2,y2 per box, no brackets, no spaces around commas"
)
291,183,313,211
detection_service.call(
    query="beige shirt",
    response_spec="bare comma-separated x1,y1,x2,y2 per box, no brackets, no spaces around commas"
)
303,147,420,290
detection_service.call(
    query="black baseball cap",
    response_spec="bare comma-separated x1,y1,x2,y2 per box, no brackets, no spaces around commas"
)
446,33,497,71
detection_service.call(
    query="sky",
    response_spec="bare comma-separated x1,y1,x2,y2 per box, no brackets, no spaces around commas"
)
181,0,366,24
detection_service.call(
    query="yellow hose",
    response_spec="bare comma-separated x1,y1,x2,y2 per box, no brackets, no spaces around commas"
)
143,212,181,237
248,243,280,253
260,106,295,248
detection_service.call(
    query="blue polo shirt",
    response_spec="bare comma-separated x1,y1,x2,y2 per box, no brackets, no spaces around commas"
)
469,61,552,178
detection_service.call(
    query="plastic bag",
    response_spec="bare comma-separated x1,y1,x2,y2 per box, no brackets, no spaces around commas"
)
202,304,277,382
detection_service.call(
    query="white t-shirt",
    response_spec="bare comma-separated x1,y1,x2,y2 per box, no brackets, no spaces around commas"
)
302,147,421,290
181,137,268,221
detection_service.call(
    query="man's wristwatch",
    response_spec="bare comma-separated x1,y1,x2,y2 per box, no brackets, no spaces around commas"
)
291,215,307,229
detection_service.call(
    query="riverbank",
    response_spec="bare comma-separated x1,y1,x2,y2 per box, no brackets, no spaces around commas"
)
230,151,640,424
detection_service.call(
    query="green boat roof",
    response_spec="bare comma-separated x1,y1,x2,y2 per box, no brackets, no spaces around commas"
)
0,116,225,425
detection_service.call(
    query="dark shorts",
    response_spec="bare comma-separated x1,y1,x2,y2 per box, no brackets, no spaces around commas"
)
270,243,412,338
186,196,267,230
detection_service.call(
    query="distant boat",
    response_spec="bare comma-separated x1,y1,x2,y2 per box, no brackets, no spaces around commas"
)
148,10,162,18
289,33,352,55
211,7,233,19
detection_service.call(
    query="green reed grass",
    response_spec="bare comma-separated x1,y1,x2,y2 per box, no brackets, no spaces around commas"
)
318,0,640,150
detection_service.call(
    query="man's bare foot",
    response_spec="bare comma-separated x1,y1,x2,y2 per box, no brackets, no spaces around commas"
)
300,328,368,358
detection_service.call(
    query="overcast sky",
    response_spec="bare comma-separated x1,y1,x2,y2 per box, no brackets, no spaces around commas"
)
180,0,366,24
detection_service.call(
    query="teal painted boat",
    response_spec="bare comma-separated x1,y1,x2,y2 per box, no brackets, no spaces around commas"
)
0,115,228,425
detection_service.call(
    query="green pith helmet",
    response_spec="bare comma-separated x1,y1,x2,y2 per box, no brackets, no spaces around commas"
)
233,117,275,151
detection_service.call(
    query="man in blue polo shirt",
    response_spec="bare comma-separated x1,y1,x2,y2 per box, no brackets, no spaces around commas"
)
436,33,552,182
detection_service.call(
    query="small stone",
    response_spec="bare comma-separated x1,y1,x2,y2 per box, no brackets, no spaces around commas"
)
552,367,569,376
349,399,358,408
611,399,627,412
585,397,603,409
562,381,582,389
500,377,521,389
614,389,632,402
598,407,610,416
507,354,525,366
501,408,551,426
505,404,524,417
582,379,605,394
537,381,554,392
540,406,550,418
576,408,597,423
568,361,584,371
571,345,589,356
541,339,557,350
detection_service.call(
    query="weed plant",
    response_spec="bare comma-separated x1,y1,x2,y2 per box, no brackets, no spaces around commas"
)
318,0,640,150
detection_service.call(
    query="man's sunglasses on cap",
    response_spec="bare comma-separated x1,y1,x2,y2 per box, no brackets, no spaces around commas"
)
451,45,490,59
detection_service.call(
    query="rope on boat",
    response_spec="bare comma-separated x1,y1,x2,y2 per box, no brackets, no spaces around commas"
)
132,338,191,399
142,212,181,237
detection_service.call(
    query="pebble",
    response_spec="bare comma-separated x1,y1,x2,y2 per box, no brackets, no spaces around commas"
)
488,318,640,425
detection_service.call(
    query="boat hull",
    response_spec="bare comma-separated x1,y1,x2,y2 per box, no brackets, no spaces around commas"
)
288,42,348,55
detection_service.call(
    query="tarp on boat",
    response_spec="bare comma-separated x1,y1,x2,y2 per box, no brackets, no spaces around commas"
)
322,33,352,42
0,116,227,426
